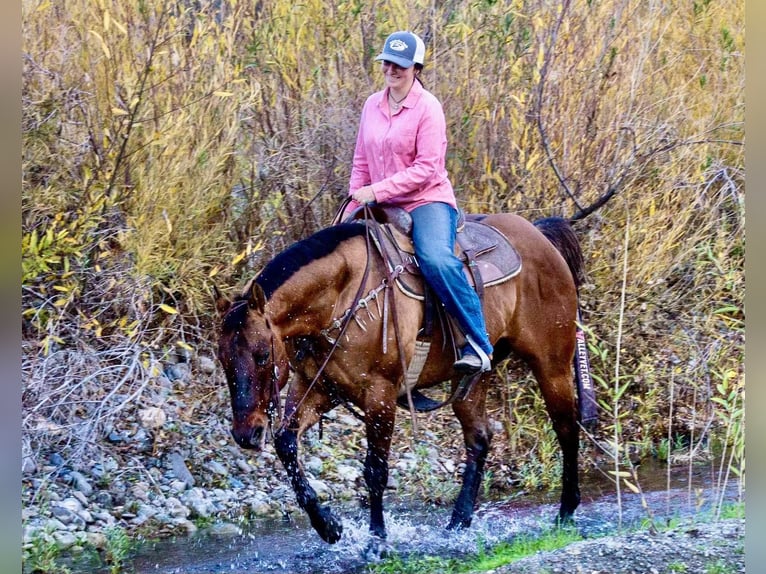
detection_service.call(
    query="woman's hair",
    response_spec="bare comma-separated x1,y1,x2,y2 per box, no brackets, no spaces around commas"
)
414,63,424,86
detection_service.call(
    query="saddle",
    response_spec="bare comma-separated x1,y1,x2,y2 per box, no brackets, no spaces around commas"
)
347,205,522,300
343,205,523,414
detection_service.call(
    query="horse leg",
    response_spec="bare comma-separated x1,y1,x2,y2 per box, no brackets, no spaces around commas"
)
448,376,492,530
362,382,397,542
533,363,581,524
273,379,341,543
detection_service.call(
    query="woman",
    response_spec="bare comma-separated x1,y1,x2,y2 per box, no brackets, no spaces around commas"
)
345,30,493,374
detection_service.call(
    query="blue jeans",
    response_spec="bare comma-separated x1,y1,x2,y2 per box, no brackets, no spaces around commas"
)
410,202,493,356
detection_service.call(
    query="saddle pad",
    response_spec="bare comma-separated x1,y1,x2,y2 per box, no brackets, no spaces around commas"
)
373,220,522,300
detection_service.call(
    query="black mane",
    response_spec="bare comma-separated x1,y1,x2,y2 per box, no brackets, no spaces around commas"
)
255,223,366,299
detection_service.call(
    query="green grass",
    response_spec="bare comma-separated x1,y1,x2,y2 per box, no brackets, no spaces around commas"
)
367,526,582,574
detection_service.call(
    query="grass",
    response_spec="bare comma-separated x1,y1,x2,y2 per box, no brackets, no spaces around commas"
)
366,500,744,574
367,526,582,574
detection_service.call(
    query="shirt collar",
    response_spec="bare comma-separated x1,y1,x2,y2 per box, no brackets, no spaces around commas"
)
379,79,423,111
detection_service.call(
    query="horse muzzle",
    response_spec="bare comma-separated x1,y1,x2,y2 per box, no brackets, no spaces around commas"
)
231,423,267,451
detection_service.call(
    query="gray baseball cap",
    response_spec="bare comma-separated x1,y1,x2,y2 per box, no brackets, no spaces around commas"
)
375,31,426,68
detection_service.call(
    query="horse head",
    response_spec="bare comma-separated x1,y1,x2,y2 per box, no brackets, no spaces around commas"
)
214,281,289,451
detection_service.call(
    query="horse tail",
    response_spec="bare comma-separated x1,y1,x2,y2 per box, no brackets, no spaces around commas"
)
533,217,586,289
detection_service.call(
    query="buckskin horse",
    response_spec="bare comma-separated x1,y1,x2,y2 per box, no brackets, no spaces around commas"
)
214,211,586,547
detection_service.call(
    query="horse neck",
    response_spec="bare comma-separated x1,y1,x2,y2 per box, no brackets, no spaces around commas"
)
267,249,358,338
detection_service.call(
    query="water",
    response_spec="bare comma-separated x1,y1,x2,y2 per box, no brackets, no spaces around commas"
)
81,459,743,574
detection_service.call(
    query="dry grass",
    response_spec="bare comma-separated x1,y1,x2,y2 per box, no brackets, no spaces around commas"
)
22,0,744,498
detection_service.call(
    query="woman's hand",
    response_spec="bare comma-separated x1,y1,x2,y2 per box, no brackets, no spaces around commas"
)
351,186,376,205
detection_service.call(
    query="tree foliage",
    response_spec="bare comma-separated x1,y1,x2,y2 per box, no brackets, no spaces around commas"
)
22,0,744,474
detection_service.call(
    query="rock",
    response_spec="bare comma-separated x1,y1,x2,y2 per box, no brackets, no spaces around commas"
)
167,452,195,487
71,490,89,507
169,479,188,493
165,363,190,383
85,532,107,549
52,530,78,549
43,518,68,532
308,479,332,501
183,488,216,518
69,471,93,496
59,497,84,513
93,491,113,508
139,407,167,430
49,452,65,467
22,455,37,475
198,356,217,374
50,505,76,524
305,456,323,475
176,519,198,534
208,522,241,536
249,492,271,516
165,497,190,519
205,460,228,476
130,482,151,502
106,430,126,443
335,463,361,483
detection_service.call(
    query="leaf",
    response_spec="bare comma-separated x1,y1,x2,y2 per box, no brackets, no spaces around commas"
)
622,479,640,493
231,250,247,266
89,30,111,59
213,91,234,97
176,341,194,351
607,470,632,478
111,107,129,116
208,266,220,278
159,303,178,315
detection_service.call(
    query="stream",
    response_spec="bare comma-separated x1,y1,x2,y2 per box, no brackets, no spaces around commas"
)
71,459,742,574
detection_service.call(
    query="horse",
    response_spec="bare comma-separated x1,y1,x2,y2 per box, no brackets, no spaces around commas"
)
213,212,586,547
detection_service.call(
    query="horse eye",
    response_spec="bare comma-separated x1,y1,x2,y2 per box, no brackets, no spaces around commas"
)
254,350,270,366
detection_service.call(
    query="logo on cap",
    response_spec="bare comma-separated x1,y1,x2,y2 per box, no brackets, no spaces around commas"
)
389,39,409,52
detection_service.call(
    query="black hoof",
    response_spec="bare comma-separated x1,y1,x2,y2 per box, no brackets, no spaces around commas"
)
312,505,343,544
446,517,471,531
362,536,392,562
554,512,576,529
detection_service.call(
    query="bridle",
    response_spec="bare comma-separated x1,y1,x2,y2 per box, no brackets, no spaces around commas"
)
222,299,283,431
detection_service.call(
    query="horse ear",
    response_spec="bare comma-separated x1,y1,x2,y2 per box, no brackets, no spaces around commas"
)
212,284,231,316
248,282,267,312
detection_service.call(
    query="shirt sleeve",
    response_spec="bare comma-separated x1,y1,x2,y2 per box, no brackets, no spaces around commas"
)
349,102,372,195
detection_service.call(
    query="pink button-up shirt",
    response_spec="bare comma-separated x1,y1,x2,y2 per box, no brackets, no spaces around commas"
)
348,80,457,212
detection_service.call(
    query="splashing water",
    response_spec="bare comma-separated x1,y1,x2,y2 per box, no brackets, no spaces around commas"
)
87,459,740,574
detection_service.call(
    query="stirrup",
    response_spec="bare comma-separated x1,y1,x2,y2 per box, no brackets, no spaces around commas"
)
457,334,492,372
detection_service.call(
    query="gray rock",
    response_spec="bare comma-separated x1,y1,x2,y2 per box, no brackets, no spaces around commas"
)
183,488,216,518
335,463,361,483
69,471,93,496
49,452,65,467
129,482,151,502
168,452,195,487
205,460,228,476
52,530,78,549
198,356,217,374
85,532,107,549
22,455,37,475
169,479,188,493
305,456,323,475
308,479,332,501
208,522,240,536
165,363,191,383
165,497,190,519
